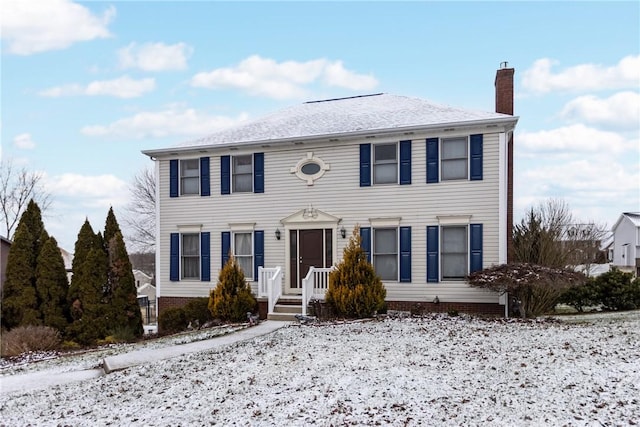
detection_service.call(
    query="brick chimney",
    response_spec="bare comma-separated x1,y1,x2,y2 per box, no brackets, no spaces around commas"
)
495,63,515,262
495,62,514,115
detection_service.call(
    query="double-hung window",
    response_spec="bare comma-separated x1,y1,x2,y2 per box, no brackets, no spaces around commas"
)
181,233,200,279
373,228,398,281
234,232,253,279
180,159,200,195
373,143,398,184
233,155,253,192
441,226,467,280
441,137,468,181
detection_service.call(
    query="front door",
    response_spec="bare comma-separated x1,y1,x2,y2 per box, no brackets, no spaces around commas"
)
288,228,332,293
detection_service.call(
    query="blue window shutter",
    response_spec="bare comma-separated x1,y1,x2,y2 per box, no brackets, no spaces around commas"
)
359,144,371,187
170,159,179,197
470,134,483,181
254,230,264,279
426,138,439,183
221,156,230,195
200,157,210,196
254,153,264,193
470,224,483,273
426,226,439,282
201,232,210,281
399,226,411,282
400,140,411,185
170,233,179,281
221,231,231,268
360,227,371,263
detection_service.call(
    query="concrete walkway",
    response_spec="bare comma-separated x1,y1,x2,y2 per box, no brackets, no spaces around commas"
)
0,320,290,395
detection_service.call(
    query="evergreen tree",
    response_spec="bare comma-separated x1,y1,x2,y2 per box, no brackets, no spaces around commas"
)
105,228,143,339
68,219,99,320
1,200,48,328
326,226,386,318
209,255,257,322
67,242,109,344
36,235,70,332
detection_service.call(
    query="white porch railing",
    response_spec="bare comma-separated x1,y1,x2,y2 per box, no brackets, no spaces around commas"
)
258,266,283,315
301,266,334,316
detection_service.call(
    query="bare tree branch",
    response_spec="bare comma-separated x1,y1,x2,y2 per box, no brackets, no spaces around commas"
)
123,166,156,252
0,158,52,239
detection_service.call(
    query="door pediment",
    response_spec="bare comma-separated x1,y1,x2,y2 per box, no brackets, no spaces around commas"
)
281,205,340,226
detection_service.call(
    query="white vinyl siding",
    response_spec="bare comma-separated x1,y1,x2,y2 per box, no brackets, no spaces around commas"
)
156,131,503,303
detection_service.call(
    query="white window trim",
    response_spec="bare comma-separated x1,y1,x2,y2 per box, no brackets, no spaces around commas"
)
369,217,402,227
232,231,254,280
176,224,203,233
180,232,201,281
372,142,399,185
440,224,468,281
232,154,253,193
290,152,331,186
229,222,256,232
436,215,472,225
440,136,469,181
373,227,399,282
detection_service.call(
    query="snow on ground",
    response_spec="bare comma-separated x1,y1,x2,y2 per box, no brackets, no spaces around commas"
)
1,312,639,426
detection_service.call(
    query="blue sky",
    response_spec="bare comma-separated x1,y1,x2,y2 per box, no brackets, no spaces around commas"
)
2,0,639,252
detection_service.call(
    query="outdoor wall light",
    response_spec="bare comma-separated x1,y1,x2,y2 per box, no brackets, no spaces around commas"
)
340,226,346,239
275,228,281,240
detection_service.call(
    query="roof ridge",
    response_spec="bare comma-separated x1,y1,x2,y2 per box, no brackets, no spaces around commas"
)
304,93,385,104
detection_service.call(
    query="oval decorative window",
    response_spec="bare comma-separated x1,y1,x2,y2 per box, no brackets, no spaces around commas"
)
290,152,330,185
301,162,321,176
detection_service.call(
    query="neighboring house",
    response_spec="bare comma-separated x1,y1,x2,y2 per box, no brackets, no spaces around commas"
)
59,247,74,283
143,66,518,319
0,236,11,294
610,212,640,276
133,269,153,289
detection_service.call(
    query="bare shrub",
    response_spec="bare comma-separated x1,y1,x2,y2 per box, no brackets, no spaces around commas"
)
1,325,61,357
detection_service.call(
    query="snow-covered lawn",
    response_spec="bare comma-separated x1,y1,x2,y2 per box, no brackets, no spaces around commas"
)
1,311,639,426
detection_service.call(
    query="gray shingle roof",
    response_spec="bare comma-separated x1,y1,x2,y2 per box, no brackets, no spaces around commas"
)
179,93,516,149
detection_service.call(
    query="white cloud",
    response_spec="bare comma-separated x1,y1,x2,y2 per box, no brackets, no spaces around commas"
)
46,173,128,200
118,42,193,71
81,107,249,139
39,76,155,98
522,55,640,94
1,0,115,55
517,124,633,155
13,133,35,149
559,91,640,130
190,55,378,99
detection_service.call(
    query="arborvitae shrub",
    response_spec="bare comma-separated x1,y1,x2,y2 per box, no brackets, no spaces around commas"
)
326,226,386,318
209,255,257,322
1,325,61,357
158,307,188,334
183,298,213,327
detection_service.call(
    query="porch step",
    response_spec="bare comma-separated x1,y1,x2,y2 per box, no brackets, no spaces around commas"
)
267,297,304,321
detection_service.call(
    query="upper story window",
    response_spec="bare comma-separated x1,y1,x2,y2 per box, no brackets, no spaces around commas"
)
170,157,210,198
441,138,468,181
360,141,411,187
233,155,253,193
181,233,201,279
221,153,264,195
426,135,482,184
373,143,398,184
180,159,200,195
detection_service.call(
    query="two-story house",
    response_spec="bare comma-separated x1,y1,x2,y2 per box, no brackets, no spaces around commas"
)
143,66,518,319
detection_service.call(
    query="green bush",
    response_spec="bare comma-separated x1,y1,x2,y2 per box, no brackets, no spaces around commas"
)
559,282,598,312
209,256,257,322
1,325,61,357
594,268,640,311
326,226,386,319
158,307,188,334
183,298,213,327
